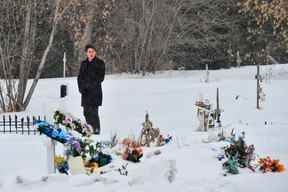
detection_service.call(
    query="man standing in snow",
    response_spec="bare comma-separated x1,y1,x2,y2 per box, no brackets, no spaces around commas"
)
77,44,105,135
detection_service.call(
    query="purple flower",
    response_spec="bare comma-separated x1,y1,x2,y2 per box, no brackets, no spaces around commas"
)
69,139,81,152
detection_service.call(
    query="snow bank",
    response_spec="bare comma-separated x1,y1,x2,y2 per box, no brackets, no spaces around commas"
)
0,64,288,191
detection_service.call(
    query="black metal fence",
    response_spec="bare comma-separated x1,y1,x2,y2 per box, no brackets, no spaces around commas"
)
0,115,46,135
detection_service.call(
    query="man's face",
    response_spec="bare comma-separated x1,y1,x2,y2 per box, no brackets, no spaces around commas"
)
86,48,96,61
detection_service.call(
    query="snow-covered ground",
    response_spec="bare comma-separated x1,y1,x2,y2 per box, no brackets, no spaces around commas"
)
0,64,288,192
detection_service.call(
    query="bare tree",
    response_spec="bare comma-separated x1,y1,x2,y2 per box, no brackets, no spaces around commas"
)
0,0,75,112
107,0,186,74
0,0,35,111
23,0,76,109
61,0,114,72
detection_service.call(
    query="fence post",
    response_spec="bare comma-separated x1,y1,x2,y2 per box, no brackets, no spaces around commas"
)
21,118,24,134
3,115,5,133
9,115,11,133
33,116,36,135
27,116,30,135
216,88,221,127
15,115,18,134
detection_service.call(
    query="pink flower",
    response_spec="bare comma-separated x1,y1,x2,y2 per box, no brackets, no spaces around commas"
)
63,117,72,125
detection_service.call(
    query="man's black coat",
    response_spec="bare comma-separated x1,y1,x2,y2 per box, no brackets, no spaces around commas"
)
77,57,105,107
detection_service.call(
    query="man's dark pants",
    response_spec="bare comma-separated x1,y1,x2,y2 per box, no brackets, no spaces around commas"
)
83,106,100,134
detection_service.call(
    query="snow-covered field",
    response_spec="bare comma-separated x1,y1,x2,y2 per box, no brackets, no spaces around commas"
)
0,64,288,192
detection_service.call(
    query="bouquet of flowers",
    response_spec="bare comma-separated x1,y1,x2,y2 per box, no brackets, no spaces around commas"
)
54,155,69,175
53,111,93,137
121,138,143,163
35,120,73,144
258,156,285,173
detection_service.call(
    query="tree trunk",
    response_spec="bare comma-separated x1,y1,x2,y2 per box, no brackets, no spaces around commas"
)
76,5,96,65
156,2,183,68
22,0,74,110
16,0,33,111
23,21,57,109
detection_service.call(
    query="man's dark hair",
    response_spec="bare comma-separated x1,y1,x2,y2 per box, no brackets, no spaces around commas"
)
85,44,96,52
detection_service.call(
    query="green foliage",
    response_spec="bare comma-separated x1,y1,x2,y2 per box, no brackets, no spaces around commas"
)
223,157,239,175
